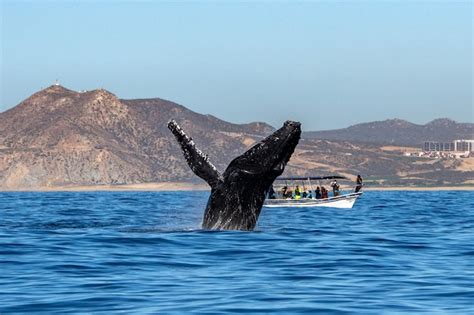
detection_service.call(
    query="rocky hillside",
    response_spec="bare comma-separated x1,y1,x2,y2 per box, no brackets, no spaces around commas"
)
305,118,473,146
286,140,474,187
0,85,273,188
1,85,472,189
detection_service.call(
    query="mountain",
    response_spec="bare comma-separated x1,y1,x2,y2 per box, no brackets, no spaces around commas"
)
0,85,273,188
304,118,474,146
1,85,473,189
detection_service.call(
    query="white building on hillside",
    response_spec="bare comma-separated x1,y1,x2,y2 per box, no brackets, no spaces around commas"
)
423,140,474,152
454,140,474,152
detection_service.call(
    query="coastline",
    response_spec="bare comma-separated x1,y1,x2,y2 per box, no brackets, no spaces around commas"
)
364,186,474,191
0,182,210,192
1,182,473,192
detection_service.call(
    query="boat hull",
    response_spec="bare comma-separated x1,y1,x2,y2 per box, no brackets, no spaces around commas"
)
263,192,362,209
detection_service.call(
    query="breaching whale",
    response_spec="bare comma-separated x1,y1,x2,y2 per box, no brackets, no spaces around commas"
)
168,120,301,231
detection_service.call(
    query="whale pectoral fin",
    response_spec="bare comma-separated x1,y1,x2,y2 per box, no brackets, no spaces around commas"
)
168,120,223,188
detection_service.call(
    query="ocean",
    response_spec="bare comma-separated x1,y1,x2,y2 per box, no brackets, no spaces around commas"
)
1,191,473,314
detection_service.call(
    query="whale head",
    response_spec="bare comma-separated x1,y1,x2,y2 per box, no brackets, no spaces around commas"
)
223,120,301,181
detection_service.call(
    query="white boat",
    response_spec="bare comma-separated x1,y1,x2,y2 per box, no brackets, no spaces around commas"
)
263,176,363,209
264,192,362,209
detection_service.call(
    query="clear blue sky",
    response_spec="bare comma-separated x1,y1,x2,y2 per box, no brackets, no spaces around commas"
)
1,1,472,130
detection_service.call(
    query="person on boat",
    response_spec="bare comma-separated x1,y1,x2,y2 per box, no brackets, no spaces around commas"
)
308,191,313,199
302,190,307,199
331,180,340,197
315,186,321,199
321,186,328,199
295,185,301,195
287,188,293,199
294,185,301,200
355,175,363,193
281,186,288,198
268,185,276,199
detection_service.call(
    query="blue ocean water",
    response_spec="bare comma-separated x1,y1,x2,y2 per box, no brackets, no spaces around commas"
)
1,191,473,314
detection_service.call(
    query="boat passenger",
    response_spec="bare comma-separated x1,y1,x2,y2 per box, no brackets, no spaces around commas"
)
321,186,328,199
295,185,301,195
281,186,288,198
268,185,276,199
315,186,321,199
308,191,313,199
294,185,301,200
302,191,307,199
355,175,363,192
331,180,340,196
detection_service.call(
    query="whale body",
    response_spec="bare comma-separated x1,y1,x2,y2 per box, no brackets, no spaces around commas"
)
168,120,301,231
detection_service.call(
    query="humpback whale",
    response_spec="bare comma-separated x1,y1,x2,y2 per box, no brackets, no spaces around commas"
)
168,120,301,231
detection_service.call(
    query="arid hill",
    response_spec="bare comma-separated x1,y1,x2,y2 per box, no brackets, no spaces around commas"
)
305,118,473,146
1,85,473,189
0,85,273,188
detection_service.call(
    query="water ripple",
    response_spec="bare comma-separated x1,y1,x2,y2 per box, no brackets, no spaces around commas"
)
0,191,473,313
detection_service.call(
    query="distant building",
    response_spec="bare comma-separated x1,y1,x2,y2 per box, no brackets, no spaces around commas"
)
423,140,474,152
454,140,474,152
423,141,454,152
